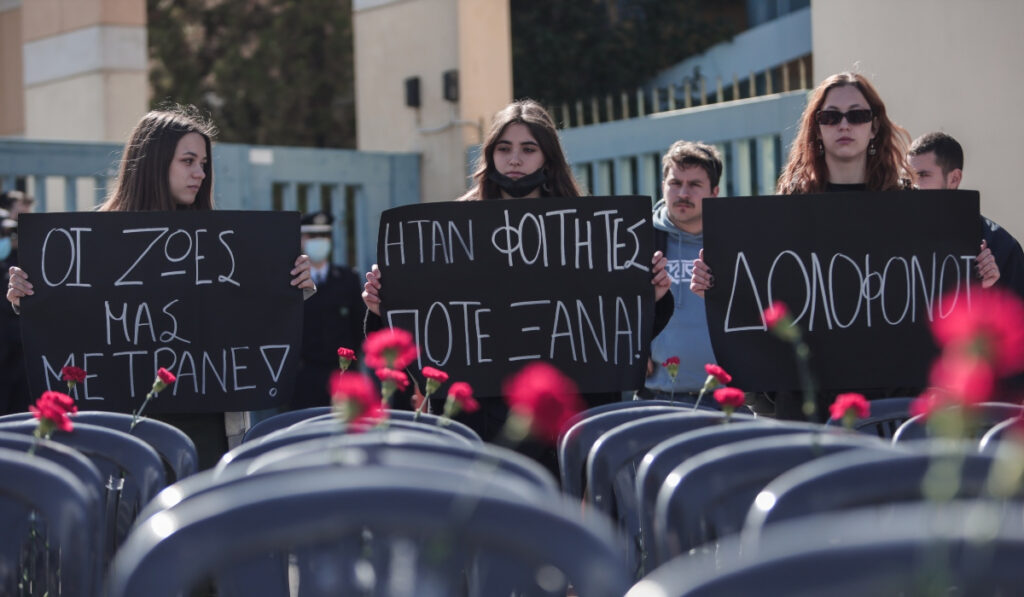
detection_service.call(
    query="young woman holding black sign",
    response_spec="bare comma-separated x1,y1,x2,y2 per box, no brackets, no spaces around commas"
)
6,106,315,468
688,72,999,419
362,100,673,466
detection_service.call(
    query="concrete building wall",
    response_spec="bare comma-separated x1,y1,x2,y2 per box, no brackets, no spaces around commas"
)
812,0,1023,238
21,0,147,141
0,1,25,136
354,0,511,203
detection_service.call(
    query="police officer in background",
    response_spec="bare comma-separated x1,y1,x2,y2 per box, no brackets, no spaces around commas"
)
290,211,367,410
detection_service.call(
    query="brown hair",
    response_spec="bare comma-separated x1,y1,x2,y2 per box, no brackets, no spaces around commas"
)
101,105,217,212
776,72,912,194
458,100,581,200
661,140,723,188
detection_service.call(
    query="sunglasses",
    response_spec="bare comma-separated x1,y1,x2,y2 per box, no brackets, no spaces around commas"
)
815,109,873,126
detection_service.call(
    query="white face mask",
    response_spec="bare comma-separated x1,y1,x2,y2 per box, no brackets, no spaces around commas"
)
303,237,331,263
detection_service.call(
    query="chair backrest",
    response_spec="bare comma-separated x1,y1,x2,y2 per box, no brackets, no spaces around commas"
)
584,411,753,576
630,501,1024,597
0,446,101,596
979,417,1022,454
107,467,634,597
558,405,693,498
744,445,1007,540
0,410,197,480
651,432,893,567
240,406,331,443
824,396,916,438
296,408,483,443
893,402,1024,442
633,420,827,575
246,432,558,494
213,419,470,478
72,411,198,482
0,420,167,556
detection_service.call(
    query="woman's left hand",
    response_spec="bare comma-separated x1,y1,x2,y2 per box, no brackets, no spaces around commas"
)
976,240,1000,288
291,254,315,290
651,250,670,301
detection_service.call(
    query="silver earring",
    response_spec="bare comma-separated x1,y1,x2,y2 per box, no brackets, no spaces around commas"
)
817,140,824,156
868,141,877,156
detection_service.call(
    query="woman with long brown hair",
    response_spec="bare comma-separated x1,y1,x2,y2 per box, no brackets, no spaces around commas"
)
362,99,673,459
776,71,913,194
689,72,999,420
6,105,314,466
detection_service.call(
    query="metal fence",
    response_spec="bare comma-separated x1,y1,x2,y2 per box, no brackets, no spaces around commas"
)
0,139,419,274
559,90,808,199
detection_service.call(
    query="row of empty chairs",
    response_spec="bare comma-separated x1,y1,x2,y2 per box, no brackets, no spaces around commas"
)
557,396,1024,591
3,395,1023,596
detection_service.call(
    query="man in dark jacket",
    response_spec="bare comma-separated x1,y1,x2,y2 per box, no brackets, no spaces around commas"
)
289,211,367,410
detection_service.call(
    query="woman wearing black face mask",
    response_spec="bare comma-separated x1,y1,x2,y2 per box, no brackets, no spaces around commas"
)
360,100,674,473
457,99,581,200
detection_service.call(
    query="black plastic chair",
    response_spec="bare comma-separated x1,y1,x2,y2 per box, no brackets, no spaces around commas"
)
107,467,633,597
892,402,1024,442
558,405,693,498
1,410,199,482
584,411,754,577
0,446,101,596
743,444,1012,542
0,420,167,562
214,418,472,478
633,420,827,575
630,501,1024,596
824,396,916,438
295,408,483,443
240,406,332,443
246,432,557,494
651,432,893,567
979,417,1023,454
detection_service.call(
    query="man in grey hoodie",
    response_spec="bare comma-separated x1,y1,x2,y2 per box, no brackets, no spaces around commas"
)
639,140,722,401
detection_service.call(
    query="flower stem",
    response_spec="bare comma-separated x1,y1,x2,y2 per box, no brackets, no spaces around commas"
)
130,390,157,431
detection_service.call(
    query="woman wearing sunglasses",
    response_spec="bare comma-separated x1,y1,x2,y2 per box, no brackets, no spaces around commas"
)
689,71,999,419
692,71,997,296
776,71,912,194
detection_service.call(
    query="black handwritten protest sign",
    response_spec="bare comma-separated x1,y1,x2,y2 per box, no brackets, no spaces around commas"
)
703,190,980,392
18,211,303,413
378,196,655,396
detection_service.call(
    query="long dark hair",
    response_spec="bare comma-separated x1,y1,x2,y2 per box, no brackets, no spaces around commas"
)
459,100,581,200
777,72,912,194
101,106,217,212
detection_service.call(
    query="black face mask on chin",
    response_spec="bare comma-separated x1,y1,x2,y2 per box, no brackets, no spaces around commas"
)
487,169,548,198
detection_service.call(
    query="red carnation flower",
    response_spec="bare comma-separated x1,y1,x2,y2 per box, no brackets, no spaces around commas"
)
363,328,419,370
931,287,1024,377
337,347,356,360
713,387,746,409
503,362,584,443
422,366,449,383
662,356,680,367
446,381,479,414
330,371,386,428
829,392,870,421
157,367,176,386
763,301,789,328
704,363,732,386
375,367,410,391
30,391,78,435
928,355,994,405
61,366,87,385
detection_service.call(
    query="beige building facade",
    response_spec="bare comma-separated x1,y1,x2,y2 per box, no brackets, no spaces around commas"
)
812,0,1023,237
0,0,148,142
353,0,512,203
